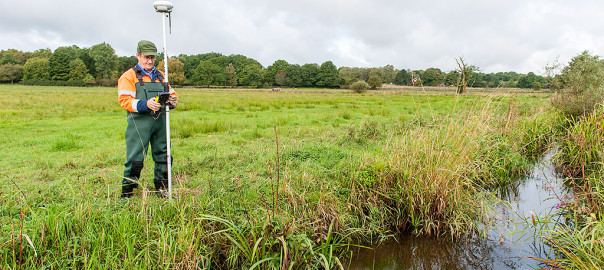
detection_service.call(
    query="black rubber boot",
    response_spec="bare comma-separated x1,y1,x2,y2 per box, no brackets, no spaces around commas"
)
154,179,169,198
121,178,139,198
122,161,143,198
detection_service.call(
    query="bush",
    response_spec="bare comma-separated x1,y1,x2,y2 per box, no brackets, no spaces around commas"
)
551,91,603,119
349,80,369,93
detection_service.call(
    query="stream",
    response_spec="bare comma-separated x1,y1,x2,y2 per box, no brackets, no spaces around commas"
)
347,149,570,269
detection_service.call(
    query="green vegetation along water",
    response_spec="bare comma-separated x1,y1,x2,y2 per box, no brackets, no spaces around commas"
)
1,85,565,269
348,149,570,269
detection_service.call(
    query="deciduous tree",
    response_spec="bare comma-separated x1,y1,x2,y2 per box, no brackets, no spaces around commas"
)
78,48,96,78
49,46,78,81
22,57,50,81
285,64,302,87
300,63,319,87
560,50,604,94
367,75,382,89
226,54,263,85
552,50,604,118
444,70,458,86
192,60,226,86
517,72,537,89
68,58,90,83
0,49,27,65
421,68,443,86
316,61,340,88
394,69,412,85
0,64,22,83
117,56,138,74
157,58,186,85
339,67,369,83
239,64,264,87
381,65,396,84
266,59,289,85
88,43,118,81
28,48,52,59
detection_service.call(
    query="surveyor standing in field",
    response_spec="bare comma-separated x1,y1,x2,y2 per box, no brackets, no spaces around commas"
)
117,40,178,198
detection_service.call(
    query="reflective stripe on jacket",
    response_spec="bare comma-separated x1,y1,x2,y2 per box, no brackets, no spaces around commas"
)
117,68,177,113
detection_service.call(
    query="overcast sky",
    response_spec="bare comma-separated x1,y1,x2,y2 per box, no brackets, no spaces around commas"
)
1,0,603,74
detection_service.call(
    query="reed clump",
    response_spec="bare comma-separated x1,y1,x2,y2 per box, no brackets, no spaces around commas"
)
545,104,604,269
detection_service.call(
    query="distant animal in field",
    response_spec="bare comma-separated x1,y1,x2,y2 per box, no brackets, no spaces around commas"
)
272,88,281,92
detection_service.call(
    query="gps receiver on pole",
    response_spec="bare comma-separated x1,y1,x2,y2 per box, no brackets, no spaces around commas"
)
153,0,174,200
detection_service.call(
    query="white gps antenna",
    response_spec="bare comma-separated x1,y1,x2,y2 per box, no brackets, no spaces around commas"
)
153,1,173,13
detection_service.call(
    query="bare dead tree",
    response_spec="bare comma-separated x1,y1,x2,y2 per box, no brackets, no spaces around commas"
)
456,57,468,94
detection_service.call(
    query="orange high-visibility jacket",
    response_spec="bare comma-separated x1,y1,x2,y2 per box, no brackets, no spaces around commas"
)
117,68,177,113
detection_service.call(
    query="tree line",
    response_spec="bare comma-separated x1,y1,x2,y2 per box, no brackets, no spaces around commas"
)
0,42,556,89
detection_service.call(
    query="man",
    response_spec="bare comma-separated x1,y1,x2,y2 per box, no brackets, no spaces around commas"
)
117,40,178,198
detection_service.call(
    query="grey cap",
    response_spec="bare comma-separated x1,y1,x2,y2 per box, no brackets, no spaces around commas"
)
137,40,158,56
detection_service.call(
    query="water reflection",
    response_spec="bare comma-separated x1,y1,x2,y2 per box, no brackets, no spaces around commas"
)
348,235,530,269
348,150,571,270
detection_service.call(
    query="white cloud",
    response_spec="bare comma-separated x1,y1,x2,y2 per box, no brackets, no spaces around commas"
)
328,37,370,67
1,0,604,73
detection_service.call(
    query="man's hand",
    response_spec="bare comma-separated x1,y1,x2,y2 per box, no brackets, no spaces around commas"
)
147,98,161,111
168,96,177,109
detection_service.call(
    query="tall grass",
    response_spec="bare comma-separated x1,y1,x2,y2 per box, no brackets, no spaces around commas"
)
343,99,563,237
543,104,604,269
0,180,353,269
556,103,604,216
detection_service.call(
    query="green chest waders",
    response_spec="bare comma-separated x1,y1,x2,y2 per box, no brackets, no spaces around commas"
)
122,68,171,197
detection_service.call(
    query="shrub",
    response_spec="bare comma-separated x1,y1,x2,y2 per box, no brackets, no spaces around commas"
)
551,91,603,119
349,80,369,93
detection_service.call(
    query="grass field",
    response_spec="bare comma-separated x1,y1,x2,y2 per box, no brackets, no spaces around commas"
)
1,85,564,269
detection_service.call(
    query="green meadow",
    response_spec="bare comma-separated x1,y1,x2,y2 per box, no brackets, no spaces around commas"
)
1,85,564,269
